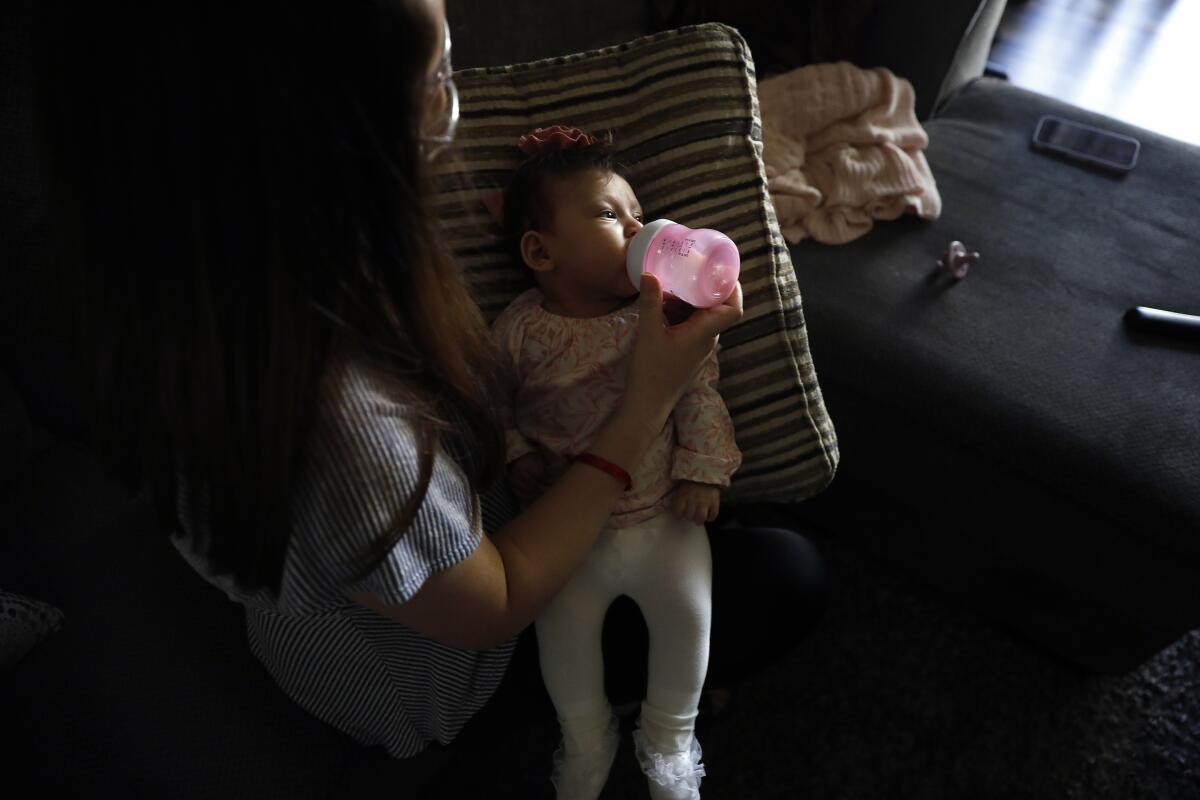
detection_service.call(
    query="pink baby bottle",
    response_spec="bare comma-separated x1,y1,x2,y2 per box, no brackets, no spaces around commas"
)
626,219,740,308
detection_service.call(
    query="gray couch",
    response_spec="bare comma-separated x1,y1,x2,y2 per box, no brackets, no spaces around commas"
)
789,76,1200,675
3,0,1197,796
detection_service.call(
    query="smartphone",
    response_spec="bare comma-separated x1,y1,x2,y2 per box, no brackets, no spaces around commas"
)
1032,115,1140,173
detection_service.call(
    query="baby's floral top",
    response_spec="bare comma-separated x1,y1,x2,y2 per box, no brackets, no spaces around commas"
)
492,288,742,527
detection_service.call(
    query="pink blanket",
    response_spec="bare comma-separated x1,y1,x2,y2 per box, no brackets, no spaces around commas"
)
758,62,941,245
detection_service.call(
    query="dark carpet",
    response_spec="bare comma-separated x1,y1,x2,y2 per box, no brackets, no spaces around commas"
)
444,531,1200,799
689,535,1200,800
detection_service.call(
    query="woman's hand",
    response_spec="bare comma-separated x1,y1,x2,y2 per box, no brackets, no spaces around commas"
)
622,273,743,431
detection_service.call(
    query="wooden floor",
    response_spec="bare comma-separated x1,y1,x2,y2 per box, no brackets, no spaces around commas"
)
988,0,1200,146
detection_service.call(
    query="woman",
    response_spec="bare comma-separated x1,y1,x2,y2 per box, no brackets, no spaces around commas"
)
34,0,828,789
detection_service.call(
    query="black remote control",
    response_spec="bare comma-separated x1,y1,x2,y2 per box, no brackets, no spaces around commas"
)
1124,306,1200,341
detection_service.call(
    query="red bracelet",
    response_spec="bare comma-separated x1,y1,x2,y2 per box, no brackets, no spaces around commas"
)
573,452,633,491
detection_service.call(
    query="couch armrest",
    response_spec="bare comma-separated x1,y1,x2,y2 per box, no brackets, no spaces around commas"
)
861,0,1007,120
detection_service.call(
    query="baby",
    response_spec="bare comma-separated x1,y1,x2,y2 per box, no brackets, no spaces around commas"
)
490,125,742,800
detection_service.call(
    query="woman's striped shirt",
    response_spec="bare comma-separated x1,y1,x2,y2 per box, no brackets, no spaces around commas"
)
173,358,517,758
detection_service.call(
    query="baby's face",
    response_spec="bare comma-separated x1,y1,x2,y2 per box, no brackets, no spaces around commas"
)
537,168,645,307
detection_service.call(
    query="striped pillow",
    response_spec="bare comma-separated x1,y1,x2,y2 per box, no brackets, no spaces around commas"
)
434,23,838,503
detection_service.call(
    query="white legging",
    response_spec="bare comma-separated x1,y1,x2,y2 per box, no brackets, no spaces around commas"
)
535,511,712,754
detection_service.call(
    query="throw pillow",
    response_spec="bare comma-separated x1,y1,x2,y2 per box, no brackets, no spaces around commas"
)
434,23,839,503
0,590,64,671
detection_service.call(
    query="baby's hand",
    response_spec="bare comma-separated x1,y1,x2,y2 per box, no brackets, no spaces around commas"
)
508,452,548,506
669,480,721,524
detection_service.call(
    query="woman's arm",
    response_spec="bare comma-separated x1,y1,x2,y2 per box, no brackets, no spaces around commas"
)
353,402,659,649
350,274,742,649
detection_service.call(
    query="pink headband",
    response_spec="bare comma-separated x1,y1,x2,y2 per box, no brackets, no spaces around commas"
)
517,125,598,156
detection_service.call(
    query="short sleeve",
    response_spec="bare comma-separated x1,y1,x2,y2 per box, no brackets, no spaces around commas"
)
279,361,482,614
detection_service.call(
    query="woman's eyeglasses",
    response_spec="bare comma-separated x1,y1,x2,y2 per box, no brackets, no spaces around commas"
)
421,19,459,160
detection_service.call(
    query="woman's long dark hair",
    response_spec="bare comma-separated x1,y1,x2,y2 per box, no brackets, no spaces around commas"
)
33,0,504,594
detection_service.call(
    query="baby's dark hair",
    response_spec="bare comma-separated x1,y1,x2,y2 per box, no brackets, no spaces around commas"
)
501,132,629,263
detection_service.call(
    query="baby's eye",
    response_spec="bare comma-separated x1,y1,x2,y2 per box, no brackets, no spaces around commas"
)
634,212,644,222
600,209,617,219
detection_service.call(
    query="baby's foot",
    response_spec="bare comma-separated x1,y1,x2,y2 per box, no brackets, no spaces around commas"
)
633,728,705,800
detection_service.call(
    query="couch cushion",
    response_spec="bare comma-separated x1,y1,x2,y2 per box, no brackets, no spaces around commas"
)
651,0,875,78
447,0,651,70
650,0,1005,121
434,22,839,503
789,77,1200,669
